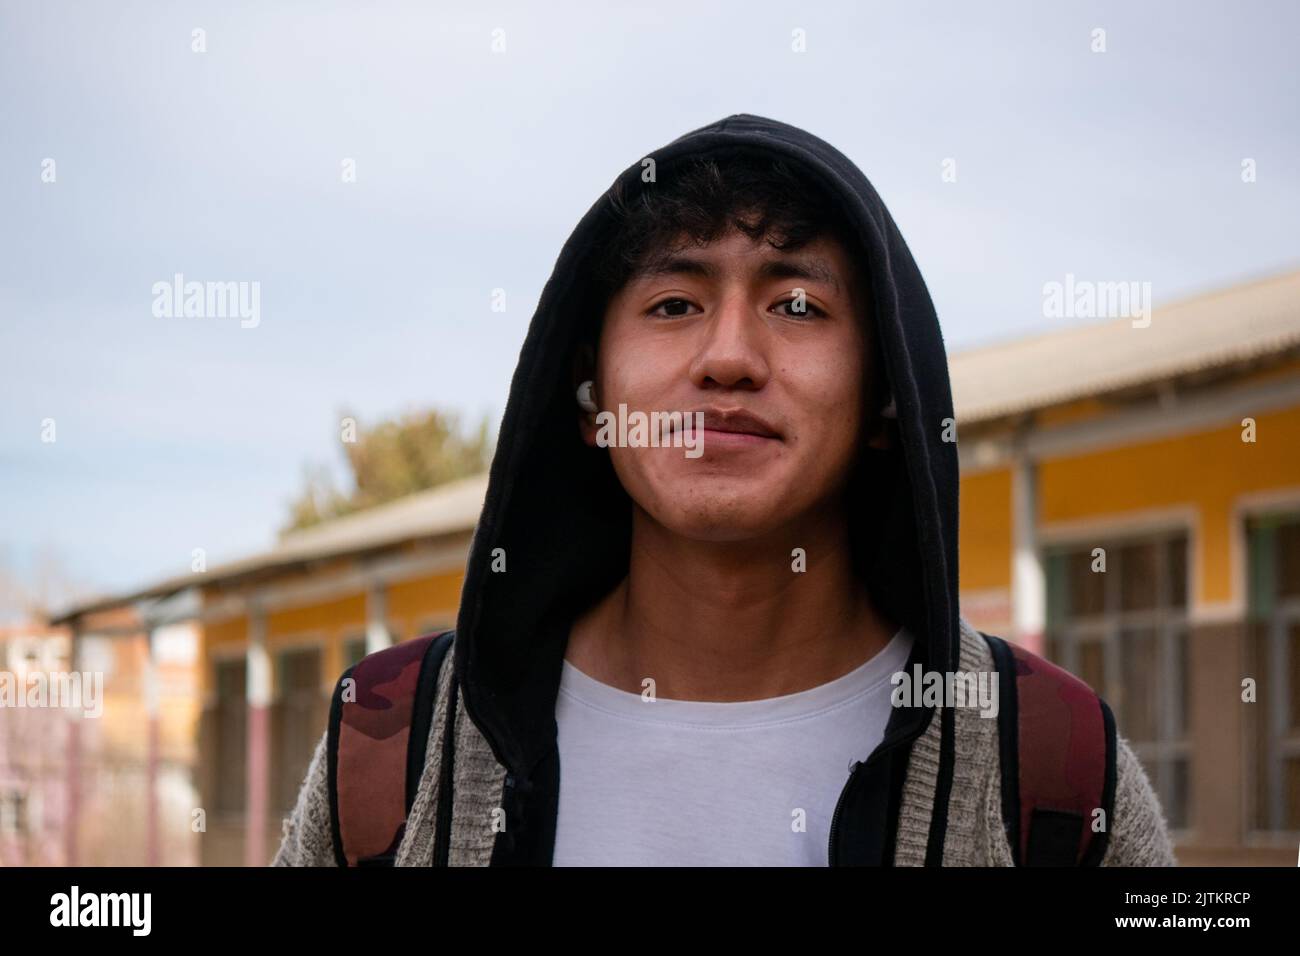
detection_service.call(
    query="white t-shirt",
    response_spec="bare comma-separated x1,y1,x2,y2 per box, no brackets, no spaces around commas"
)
552,628,914,866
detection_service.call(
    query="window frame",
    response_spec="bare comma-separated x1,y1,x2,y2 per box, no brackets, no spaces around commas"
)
1242,508,1300,842
1043,525,1193,836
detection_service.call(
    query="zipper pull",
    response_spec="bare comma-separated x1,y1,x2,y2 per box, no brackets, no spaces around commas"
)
501,772,534,847
505,773,536,795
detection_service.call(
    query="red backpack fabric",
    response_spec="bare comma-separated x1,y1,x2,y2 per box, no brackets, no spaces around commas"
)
326,629,454,866
982,632,1118,865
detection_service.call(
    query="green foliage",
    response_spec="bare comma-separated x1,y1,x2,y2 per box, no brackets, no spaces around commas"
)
283,408,493,533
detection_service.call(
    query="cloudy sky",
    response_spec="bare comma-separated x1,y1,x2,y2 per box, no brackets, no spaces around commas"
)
2,0,1297,614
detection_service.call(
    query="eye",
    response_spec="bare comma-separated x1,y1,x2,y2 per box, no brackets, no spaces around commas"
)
773,296,827,319
648,297,699,318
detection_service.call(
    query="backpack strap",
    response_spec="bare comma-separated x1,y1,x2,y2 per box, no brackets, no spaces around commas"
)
326,629,455,866
982,632,1117,866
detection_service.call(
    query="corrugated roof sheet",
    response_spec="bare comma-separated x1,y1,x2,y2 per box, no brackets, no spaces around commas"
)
949,268,1300,423
271,471,488,560
50,473,489,621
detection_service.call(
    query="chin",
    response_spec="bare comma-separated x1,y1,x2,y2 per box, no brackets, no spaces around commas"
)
640,473,796,543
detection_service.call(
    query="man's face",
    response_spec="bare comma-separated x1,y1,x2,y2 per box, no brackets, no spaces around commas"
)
582,227,881,542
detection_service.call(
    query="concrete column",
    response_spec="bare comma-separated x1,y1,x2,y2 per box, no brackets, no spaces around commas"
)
365,581,392,654
144,627,160,867
244,604,271,867
64,624,82,867
1187,620,1242,856
1012,455,1046,655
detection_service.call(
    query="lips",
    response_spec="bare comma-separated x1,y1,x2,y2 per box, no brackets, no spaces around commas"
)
696,408,782,441
653,406,783,449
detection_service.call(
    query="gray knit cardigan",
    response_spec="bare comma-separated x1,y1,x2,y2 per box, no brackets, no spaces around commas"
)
272,618,1177,866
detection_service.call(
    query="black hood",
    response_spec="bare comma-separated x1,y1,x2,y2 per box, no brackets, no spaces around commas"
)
454,113,960,779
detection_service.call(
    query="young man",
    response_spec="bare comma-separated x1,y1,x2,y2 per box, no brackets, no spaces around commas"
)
274,114,1176,866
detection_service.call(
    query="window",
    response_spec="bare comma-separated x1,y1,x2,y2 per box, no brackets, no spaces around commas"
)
212,658,247,815
0,790,28,836
343,626,407,667
1044,530,1190,830
273,646,326,813
343,636,367,668
1245,513,1300,834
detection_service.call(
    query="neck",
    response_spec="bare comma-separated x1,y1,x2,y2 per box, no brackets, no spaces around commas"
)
565,502,897,701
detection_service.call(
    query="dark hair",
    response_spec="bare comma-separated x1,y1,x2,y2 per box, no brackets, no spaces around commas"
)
587,149,866,317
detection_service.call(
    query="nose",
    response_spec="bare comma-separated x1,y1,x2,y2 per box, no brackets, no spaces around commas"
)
687,291,771,392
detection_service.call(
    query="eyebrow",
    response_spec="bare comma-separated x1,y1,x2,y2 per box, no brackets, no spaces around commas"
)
632,253,844,294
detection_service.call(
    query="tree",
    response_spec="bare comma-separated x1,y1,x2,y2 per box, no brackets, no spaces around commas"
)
283,407,493,533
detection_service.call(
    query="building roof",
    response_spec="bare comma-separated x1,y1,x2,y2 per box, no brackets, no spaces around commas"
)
271,471,488,562
49,473,489,623
949,268,1300,424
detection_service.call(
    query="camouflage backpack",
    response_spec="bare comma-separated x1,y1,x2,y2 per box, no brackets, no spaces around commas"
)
326,630,454,866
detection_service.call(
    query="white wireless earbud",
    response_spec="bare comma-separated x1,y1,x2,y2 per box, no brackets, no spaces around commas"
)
576,380,598,414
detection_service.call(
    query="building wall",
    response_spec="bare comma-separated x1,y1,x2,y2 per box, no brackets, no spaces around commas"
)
1037,403,1300,613
956,466,1014,635
956,384,1300,865
959,363,1300,610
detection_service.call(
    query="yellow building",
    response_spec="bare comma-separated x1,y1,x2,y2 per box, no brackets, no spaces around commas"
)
952,268,1300,864
54,269,1300,866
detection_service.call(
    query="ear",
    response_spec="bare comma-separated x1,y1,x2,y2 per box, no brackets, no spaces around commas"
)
863,392,897,451
572,343,601,447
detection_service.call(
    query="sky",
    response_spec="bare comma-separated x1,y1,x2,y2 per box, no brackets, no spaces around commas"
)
2,0,1298,615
